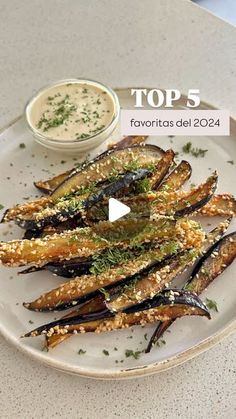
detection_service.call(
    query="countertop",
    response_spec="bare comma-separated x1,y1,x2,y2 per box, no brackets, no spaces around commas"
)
0,1,235,418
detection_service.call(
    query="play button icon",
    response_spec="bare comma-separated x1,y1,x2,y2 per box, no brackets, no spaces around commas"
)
87,191,151,242
108,198,131,222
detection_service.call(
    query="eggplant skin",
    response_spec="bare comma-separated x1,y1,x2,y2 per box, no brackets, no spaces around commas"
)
4,144,163,225
19,257,93,277
185,231,236,294
123,289,210,317
146,229,236,352
23,241,182,311
51,144,164,201
46,295,106,348
22,229,43,240
0,218,181,267
174,172,218,217
84,168,151,210
16,167,152,231
106,249,201,314
22,289,210,338
87,172,218,224
159,160,192,192
148,149,175,189
34,136,150,194
34,170,71,194
145,221,233,352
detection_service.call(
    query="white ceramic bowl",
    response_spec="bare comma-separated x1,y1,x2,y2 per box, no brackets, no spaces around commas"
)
25,79,120,154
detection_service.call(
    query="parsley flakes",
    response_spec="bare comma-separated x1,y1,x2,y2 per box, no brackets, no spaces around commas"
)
125,349,142,360
205,298,218,312
182,142,208,158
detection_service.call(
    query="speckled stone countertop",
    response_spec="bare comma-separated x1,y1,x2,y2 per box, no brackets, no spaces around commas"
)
0,1,235,418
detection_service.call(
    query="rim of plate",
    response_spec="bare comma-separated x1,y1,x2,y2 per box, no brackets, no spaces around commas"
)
0,88,235,379
0,315,235,380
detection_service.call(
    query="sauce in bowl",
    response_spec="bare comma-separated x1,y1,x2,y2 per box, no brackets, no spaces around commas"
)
25,79,120,153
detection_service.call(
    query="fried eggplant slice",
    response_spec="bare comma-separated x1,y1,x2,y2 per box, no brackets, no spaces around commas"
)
22,289,210,338
106,249,203,313
24,219,205,312
145,221,234,352
46,296,105,348
198,194,236,217
3,144,163,224
2,217,195,267
159,160,192,192
23,240,183,311
174,172,217,217
146,149,175,190
34,136,149,194
34,170,72,194
1,197,52,223
15,150,174,230
18,244,145,277
185,231,236,293
51,144,164,200
46,221,231,349
87,172,218,222
16,167,152,230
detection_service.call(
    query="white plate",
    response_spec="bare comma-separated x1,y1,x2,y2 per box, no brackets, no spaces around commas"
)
0,89,235,379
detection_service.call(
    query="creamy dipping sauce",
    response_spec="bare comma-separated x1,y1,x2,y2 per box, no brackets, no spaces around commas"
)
29,82,116,141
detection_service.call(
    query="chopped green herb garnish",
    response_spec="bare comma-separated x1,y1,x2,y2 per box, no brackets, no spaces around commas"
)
182,142,207,158
89,247,135,275
125,349,142,360
124,159,140,172
155,339,166,348
136,178,151,193
103,349,109,356
227,160,234,165
19,143,26,149
78,349,86,355
107,167,120,182
28,320,34,324
0,204,4,210
182,142,191,153
37,95,77,131
205,298,218,312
